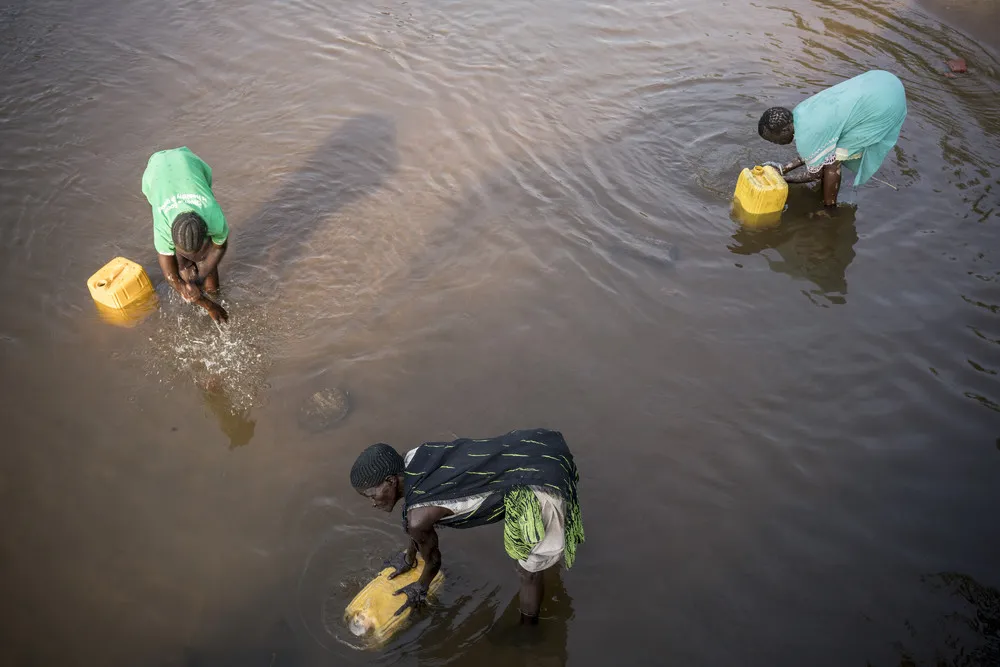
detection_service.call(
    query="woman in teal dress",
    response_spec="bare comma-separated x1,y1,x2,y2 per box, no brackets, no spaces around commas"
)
758,70,908,206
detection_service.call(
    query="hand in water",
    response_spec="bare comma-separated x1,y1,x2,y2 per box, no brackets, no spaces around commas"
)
206,301,229,324
384,551,416,580
180,282,201,303
179,264,199,284
393,581,428,616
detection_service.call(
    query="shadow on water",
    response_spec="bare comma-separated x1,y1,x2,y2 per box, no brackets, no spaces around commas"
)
154,114,398,447
728,191,859,306
235,113,400,284
248,100,679,665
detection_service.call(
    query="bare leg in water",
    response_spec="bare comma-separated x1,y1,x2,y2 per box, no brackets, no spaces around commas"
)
518,565,545,625
821,162,842,207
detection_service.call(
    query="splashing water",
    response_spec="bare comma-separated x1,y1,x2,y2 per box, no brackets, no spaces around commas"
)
142,284,272,414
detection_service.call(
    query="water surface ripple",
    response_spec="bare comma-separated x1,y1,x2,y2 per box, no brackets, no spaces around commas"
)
0,0,998,665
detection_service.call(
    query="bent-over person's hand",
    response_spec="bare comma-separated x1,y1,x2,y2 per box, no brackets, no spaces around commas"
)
180,281,201,303
393,581,428,616
384,550,416,580
179,264,198,285
761,161,784,175
205,300,228,324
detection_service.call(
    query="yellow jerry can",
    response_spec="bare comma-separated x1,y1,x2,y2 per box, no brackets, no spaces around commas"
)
345,557,444,647
88,257,155,310
733,165,788,216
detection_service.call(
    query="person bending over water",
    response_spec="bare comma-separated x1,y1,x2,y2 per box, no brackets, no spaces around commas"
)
350,428,585,625
758,70,907,207
142,147,229,323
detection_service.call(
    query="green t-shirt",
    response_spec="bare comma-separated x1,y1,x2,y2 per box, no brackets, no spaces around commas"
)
141,147,229,255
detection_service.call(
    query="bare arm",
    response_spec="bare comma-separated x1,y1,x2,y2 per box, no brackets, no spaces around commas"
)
391,505,452,616
784,168,822,184
190,294,228,322
196,240,228,280
407,506,451,590
158,253,189,298
157,253,228,322
781,157,805,174
821,163,841,206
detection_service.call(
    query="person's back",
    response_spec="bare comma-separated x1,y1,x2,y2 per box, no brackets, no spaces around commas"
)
350,428,585,625
141,146,230,322
142,147,227,257
792,70,907,187
758,70,907,205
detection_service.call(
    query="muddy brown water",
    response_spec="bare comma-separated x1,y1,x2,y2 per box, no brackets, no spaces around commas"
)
1,0,998,665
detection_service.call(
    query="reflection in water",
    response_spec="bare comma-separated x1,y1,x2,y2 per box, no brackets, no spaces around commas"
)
93,291,160,329
196,374,256,449
729,194,859,305
141,285,271,446
417,568,573,667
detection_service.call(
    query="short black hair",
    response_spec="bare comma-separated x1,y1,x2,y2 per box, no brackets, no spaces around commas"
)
350,443,404,490
171,211,208,253
758,106,794,141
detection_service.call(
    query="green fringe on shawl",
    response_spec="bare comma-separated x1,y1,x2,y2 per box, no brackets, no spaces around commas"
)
503,486,545,561
503,485,585,569
563,490,584,569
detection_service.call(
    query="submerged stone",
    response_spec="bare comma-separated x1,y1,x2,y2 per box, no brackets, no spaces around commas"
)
299,387,350,431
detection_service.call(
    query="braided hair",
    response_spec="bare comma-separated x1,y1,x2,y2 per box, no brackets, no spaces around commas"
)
758,106,794,144
350,443,404,490
171,211,208,253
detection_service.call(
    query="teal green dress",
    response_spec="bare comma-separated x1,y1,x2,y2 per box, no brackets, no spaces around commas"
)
792,70,908,187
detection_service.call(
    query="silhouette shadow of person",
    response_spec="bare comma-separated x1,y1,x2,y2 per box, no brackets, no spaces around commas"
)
191,113,398,448
729,192,859,306
235,113,399,285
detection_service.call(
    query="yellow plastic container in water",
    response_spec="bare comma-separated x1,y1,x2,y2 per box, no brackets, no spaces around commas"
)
87,257,155,310
345,557,444,646
733,165,788,215
94,295,159,328
731,198,783,230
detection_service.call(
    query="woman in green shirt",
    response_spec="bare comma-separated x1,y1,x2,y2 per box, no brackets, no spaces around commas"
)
141,146,229,323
